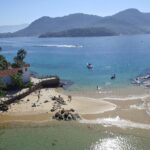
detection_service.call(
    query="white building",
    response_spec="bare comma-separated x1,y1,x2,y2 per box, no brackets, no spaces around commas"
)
0,64,30,85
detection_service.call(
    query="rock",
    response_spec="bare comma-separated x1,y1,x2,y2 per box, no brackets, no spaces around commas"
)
60,108,65,114
70,108,75,112
0,103,8,112
51,108,55,112
32,103,36,107
74,113,81,119
53,109,81,121
44,100,48,103
67,113,72,120
63,112,69,120
54,111,63,120
52,96,57,100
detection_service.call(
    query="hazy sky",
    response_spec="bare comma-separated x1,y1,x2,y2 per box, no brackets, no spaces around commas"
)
0,0,150,25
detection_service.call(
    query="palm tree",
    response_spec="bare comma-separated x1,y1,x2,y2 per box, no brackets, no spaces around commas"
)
13,49,27,67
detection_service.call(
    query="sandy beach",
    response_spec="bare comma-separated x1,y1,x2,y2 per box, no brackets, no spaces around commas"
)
0,77,117,123
0,88,116,118
1,77,150,127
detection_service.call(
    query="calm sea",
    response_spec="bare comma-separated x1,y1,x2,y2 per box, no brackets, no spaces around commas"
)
1,35,150,91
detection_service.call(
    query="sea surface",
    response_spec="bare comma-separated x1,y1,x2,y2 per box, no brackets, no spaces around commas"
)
0,35,150,149
1,35,150,92
0,123,150,150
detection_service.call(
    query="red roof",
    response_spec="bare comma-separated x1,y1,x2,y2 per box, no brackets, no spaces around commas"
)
0,64,30,77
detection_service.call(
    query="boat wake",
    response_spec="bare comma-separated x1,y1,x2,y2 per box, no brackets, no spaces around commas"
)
80,116,150,129
35,44,83,48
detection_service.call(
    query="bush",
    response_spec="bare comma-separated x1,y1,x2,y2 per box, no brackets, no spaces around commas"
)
0,90,6,97
25,81,33,88
11,73,24,89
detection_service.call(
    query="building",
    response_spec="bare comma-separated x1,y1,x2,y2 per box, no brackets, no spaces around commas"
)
0,64,30,85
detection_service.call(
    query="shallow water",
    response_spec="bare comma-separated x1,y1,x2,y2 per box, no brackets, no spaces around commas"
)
0,124,150,150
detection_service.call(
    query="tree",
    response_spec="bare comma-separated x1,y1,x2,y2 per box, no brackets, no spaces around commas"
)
0,47,2,51
11,73,24,89
0,78,6,89
13,49,27,67
0,78,6,97
0,55,9,70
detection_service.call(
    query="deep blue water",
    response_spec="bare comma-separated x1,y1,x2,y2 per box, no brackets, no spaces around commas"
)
1,35,150,90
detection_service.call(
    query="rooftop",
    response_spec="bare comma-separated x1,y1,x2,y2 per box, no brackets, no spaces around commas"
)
0,64,30,77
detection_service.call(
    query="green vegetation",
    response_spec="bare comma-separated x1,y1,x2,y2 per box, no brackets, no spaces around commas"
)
0,48,27,70
0,47,30,95
39,27,117,38
0,47,10,70
13,49,27,67
11,73,24,89
0,90,6,97
25,81,33,89
0,55,9,70
0,78,6,97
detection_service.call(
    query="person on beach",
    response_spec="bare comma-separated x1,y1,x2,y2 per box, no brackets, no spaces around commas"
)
68,95,72,102
38,94,40,101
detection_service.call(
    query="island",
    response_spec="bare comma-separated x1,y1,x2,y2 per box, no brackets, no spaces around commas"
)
39,27,117,38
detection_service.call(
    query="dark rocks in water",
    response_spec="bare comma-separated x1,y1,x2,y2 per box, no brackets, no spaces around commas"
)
0,103,8,112
63,112,69,120
60,80,74,89
54,111,63,120
52,109,81,121
131,73,150,87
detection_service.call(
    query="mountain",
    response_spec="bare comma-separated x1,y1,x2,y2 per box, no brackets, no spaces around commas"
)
39,27,117,38
0,24,28,33
0,8,150,38
14,14,101,36
93,9,150,34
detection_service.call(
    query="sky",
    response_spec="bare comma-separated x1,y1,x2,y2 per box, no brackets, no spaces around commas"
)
0,0,150,25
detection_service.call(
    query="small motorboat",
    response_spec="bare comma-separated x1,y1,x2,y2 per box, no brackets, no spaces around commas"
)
111,74,116,80
87,63,93,69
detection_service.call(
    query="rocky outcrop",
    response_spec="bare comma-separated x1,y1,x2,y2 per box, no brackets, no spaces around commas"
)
53,108,81,121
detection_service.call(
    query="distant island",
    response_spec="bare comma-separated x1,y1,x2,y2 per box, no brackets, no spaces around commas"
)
0,8,150,38
39,27,117,38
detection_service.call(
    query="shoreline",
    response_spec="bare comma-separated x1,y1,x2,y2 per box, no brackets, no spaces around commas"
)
0,77,150,129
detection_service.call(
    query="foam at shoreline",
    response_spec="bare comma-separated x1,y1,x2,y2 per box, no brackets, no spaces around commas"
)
103,94,150,101
80,116,150,130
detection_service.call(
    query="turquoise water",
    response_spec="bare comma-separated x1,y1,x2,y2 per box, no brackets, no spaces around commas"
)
0,124,150,150
1,35,150,91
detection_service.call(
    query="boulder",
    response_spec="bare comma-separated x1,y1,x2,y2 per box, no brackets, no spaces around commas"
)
0,103,8,112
